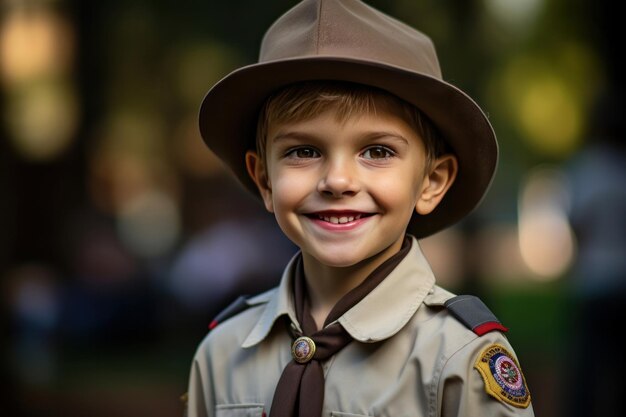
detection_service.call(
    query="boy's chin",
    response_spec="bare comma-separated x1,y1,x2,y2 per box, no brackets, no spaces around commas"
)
304,245,396,270
313,256,364,269
301,247,370,269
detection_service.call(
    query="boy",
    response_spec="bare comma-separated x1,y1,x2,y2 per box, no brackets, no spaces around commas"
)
186,1,534,416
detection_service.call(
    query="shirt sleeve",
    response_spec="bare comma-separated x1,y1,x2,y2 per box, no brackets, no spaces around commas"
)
186,339,216,417
438,332,535,417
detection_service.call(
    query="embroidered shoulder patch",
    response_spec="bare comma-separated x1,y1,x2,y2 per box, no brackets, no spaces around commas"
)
474,344,531,408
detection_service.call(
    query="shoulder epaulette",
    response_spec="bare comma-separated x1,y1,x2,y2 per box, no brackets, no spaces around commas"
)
444,295,508,336
208,295,251,330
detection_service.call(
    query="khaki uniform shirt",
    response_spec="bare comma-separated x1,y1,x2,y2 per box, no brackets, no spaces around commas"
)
186,238,534,417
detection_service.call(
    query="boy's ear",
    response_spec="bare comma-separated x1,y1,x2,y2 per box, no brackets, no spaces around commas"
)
415,154,458,215
245,151,274,213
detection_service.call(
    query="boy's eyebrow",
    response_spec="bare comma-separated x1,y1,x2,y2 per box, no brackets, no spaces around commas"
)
271,131,318,143
367,132,410,145
271,130,411,145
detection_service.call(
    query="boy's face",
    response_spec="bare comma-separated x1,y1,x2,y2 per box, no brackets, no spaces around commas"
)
247,103,457,268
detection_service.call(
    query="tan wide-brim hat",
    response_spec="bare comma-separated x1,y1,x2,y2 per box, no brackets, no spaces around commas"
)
199,0,498,238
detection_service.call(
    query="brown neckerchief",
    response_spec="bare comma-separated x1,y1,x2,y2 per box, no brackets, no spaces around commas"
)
269,237,412,417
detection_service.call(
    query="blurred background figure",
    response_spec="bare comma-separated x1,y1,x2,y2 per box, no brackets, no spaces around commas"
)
6,264,60,387
564,89,626,417
563,0,626,413
168,179,296,315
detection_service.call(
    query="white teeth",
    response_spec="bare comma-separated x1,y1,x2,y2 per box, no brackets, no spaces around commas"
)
316,214,365,223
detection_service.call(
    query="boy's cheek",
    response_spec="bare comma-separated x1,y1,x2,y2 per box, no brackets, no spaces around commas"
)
272,168,315,191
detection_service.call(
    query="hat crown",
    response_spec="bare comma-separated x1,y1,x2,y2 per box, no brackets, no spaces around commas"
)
260,0,442,79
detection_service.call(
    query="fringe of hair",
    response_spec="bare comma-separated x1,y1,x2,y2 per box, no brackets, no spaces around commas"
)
255,81,448,167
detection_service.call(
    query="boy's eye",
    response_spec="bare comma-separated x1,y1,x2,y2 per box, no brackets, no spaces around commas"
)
361,146,394,160
286,147,320,159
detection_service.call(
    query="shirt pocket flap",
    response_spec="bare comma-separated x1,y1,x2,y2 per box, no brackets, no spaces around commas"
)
216,404,265,417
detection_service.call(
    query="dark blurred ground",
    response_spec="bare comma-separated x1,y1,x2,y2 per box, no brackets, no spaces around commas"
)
1,1,624,416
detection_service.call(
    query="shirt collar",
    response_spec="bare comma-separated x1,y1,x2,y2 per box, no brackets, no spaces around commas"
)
242,252,300,348
242,236,436,347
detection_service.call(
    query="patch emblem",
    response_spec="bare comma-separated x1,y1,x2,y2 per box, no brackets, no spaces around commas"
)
474,344,531,408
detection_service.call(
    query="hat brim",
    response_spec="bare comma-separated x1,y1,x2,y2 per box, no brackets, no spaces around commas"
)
199,56,497,238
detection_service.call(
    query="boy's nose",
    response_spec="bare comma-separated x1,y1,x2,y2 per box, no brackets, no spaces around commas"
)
317,160,360,198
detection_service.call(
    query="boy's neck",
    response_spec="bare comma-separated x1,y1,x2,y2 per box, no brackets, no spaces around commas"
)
301,238,405,330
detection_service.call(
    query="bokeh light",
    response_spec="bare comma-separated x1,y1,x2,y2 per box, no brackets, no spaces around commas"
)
490,42,601,158
1,4,79,161
3,78,79,160
484,0,544,32
0,7,74,85
87,111,173,213
117,189,181,259
518,166,576,279
172,41,244,108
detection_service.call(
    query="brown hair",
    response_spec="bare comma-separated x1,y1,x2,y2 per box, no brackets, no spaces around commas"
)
255,81,448,167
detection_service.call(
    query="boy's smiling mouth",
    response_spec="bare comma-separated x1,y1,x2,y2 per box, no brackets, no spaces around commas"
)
306,210,376,225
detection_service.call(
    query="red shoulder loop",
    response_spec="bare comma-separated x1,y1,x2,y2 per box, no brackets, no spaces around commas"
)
473,321,509,336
